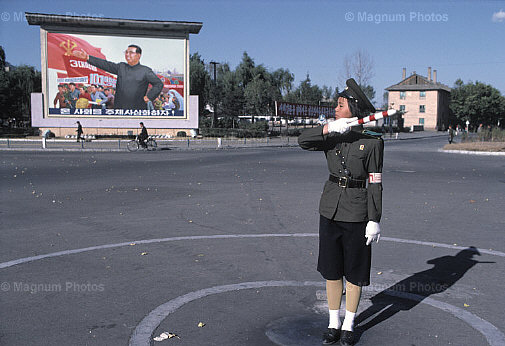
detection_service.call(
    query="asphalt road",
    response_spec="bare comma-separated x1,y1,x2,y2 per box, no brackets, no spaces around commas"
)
1,136,504,346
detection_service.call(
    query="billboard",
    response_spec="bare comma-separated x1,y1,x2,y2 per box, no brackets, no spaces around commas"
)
45,32,187,118
275,101,334,118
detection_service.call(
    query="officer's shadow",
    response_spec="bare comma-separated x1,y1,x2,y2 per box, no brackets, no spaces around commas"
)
354,247,494,338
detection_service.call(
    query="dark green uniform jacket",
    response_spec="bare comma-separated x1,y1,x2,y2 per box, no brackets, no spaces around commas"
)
88,56,163,110
298,126,384,223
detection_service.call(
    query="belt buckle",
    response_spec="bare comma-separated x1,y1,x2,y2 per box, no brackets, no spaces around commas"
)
338,177,348,187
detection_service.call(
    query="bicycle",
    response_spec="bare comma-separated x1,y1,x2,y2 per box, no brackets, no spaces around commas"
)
127,136,157,152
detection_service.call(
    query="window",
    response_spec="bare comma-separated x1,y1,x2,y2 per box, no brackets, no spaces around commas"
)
400,91,406,99
419,118,425,125
399,105,405,112
419,91,426,99
419,105,425,113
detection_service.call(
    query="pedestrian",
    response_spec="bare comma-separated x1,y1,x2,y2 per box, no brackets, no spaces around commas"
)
76,121,83,142
138,122,148,149
448,125,455,144
298,78,384,346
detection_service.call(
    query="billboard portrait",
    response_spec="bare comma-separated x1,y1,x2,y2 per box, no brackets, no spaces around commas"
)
45,32,187,118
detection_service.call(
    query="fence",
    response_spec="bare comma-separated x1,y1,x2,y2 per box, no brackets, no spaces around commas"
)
0,137,298,151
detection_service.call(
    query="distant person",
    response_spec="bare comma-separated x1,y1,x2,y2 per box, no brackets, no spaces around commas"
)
72,45,163,109
76,121,83,142
53,84,69,108
448,125,455,144
138,122,148,149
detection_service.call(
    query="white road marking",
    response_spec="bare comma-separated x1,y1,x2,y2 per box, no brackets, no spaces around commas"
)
1,233,504,270
128,280,505,346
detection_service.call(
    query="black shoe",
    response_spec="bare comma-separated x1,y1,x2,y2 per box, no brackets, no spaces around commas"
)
340,330,355,345
322,328,340,344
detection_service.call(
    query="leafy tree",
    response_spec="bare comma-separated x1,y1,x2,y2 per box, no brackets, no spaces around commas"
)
0,60,41,124
244,75,276,121
450,79,505,129
286,74,323,105
189,53,211,118
236,52,255,88
0,46,5,70
271,68,294,97
220,69,245,126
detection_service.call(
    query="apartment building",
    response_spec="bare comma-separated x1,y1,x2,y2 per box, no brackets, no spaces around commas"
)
386,67,451,130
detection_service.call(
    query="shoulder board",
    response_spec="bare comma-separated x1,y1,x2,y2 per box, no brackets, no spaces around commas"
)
362,129,383,138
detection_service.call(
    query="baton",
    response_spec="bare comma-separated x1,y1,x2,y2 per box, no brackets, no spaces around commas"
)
348,109,397,126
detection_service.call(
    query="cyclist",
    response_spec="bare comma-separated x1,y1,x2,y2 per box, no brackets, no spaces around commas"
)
139,122,148,149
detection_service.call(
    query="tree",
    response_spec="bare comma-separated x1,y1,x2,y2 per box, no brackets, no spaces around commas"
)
382,91,389,110
236,52,255,88
189,53,211,118
244,75,276,122
360,85,376,104
296,74,323,104
271,68,294,97
339,49,375,87
220,69,245,127
0,53,41,124
0,46,5,70
450,79,505,129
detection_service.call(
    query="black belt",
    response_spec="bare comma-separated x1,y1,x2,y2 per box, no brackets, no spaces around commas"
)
329,175,366,188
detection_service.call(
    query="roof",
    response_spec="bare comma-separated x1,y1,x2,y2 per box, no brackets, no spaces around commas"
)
386,73,451,92
25,12,202,37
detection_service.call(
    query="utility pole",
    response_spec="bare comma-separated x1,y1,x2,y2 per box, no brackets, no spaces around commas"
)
210,61,219,128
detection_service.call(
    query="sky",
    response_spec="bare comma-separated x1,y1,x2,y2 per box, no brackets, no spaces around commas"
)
1,0,504,105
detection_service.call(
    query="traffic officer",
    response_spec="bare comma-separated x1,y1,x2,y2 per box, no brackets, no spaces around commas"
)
298,78,384,346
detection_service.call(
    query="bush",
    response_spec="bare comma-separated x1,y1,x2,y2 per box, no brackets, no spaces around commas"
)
283,128,301,136
476,128,505,142
200,128,266,138
238,121,269,132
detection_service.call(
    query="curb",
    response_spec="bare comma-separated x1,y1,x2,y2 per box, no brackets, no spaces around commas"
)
438,149,505,156
384,134,446,141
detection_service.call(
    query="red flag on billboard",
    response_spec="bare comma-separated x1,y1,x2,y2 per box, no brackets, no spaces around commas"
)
47,33,106,70
47,33,117,87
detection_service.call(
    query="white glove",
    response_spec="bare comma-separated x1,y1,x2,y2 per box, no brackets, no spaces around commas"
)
327,117,358,134
365,221,381,245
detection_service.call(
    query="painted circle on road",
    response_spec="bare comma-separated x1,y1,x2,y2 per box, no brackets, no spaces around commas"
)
128,280,505,346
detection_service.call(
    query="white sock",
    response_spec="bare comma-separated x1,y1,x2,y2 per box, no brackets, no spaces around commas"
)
328,309,341,329
342,310,356,331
